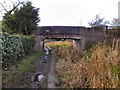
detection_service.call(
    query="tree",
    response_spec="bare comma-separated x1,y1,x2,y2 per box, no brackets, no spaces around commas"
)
2,11,17,33
0,0,24,18
88,14,109,27
1,0,24,33
14,1,40,35
2,1,40,35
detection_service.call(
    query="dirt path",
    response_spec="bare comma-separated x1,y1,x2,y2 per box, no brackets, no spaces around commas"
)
29,48,58,88
47,53,58,88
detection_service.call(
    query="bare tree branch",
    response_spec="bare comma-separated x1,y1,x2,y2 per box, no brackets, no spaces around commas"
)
0,0,24,14
88,14,108,27
0,3,8,13
0,0,24,22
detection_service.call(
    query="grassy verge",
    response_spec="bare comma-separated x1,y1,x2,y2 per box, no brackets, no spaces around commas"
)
2,50,45,88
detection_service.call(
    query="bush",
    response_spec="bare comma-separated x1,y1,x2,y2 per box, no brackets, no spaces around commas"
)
18,35,36,54
1,32,36,68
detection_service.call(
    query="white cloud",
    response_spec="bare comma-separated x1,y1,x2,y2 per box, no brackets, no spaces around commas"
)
0,0,119,26
35,0,119,26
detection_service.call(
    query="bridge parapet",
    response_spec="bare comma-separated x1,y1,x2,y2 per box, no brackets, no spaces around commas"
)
32,26,106,37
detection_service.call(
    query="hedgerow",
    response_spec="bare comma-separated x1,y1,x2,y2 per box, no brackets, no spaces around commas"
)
1,32,36,69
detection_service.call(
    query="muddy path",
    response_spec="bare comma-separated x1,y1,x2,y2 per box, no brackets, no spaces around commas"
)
47,53,58,88
29,48,58,88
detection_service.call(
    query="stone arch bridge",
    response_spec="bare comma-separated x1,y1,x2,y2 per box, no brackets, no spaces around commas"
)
33,26,107,50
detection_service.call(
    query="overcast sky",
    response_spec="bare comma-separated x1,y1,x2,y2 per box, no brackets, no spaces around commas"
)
0,0,119,26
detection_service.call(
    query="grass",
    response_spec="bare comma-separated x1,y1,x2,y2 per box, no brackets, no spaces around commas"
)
2,50,45,88
49,39,120,88
45,40,73,48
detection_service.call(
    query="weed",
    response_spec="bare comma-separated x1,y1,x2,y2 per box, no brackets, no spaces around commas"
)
54,40,119,88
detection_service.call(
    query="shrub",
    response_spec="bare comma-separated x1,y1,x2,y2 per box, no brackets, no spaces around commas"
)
1,32,36,68
18,35,36,54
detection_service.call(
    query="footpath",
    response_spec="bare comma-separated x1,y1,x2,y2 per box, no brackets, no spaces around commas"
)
29,47,58,88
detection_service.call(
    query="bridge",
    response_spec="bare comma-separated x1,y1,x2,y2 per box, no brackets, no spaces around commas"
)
33,26,107,50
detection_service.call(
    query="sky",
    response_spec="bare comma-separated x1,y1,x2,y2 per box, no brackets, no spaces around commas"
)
0,0,119,27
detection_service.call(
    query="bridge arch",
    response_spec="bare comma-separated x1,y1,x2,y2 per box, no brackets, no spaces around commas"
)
33,26,107,51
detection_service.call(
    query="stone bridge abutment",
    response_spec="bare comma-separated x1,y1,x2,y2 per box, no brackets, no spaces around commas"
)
73,37,86,50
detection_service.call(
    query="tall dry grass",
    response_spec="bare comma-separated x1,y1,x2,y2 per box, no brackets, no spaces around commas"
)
55,40,120,88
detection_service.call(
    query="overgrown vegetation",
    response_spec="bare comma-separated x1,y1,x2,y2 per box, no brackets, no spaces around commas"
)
2,50,45,88
47,40,120,88
106,26,120,46
1,32,36,69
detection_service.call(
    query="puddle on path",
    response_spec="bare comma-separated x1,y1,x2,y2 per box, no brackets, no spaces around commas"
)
34,73,44,82
42,60,46,64
44,57,47,60
44,47,49,55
